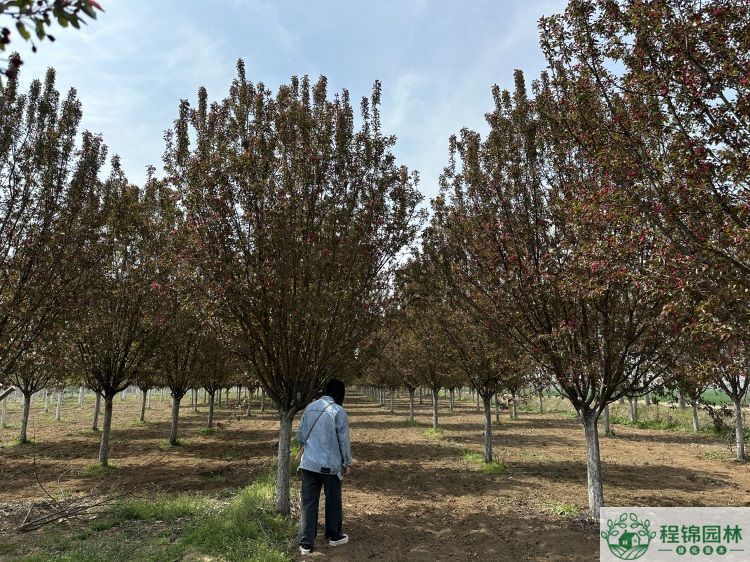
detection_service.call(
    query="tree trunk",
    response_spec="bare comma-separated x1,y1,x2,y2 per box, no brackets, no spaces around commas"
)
92,392,101,431
449,388,455,411
603,404,611,436
389,389,395,413
538,389,544,413
582,410,604,519
644,392,651,406
733,397,745,461
475,390,480,412
408,388,415,422
628,396,637,422
495,392,500,424
207,391,215,428
690,399,699,432
419,387,423,405
98,396,114,466
160,388,164,401
482,394,493,463
511,391,517,419
193,389,198,413
218,389,222,407
56,390,62,422
18,391,31,444
225,387,230,405
79,386,85,408
678,393,686,410
431,387,439,430
261,389,265,412
140,389,148,422
43,389,49,413
1,396,7,428
169,393,182,446
275,411,294,515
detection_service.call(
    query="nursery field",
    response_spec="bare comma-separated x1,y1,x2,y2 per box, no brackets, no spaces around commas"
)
1,392,749,561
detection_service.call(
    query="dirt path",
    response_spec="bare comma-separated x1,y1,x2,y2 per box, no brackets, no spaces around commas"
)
301,393,750,562
2,390,749,561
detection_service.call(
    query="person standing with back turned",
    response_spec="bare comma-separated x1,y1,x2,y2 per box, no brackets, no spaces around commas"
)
297,378,352,555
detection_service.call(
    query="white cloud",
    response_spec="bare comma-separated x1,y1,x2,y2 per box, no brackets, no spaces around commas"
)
10,0,569,193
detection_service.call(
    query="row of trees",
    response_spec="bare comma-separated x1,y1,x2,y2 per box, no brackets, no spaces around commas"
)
0,61,422,516
2,381,266,434
366,0,748,521
358,0,749,523
2,0,747,522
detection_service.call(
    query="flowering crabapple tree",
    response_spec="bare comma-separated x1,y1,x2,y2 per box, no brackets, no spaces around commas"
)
540,0,750,283
195,331,237,429
404,248,531,462
167,61,422,515
69,166,168,466
540,0,750,459
434,70,683,518
0,67,104,393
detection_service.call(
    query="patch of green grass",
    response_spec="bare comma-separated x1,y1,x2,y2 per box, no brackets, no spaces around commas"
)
403,418,420,427
223,449,241,462
479,461,506,475
81,463,117,476
1,474,294,562
2,437,31,448
177,474,293,561
462,451,485,463
200,427,215,436
158,438,186,451
112,494,212,523
552,502,582,517
461,450,507,475
610,415,682,432
424,427,444,439
128,419,147,427
215,486,239,500
701,450,728,461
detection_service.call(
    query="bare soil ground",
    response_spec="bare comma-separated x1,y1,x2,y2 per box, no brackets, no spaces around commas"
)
1,391,749,561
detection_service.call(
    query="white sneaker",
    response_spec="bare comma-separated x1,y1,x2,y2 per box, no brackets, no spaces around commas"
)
329,534,349,546
300,545,312,555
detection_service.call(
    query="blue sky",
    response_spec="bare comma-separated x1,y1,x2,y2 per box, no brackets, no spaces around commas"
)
16,0,566,201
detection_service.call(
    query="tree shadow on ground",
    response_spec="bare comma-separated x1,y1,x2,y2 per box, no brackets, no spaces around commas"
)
326,499,597,561
606,430,724,447
346,438,738,500
505,458,738,494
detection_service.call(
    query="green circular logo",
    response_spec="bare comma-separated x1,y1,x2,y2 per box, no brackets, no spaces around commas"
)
601,512,656,560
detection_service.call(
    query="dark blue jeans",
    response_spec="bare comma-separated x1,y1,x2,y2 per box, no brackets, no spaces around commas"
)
298,468,342,547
